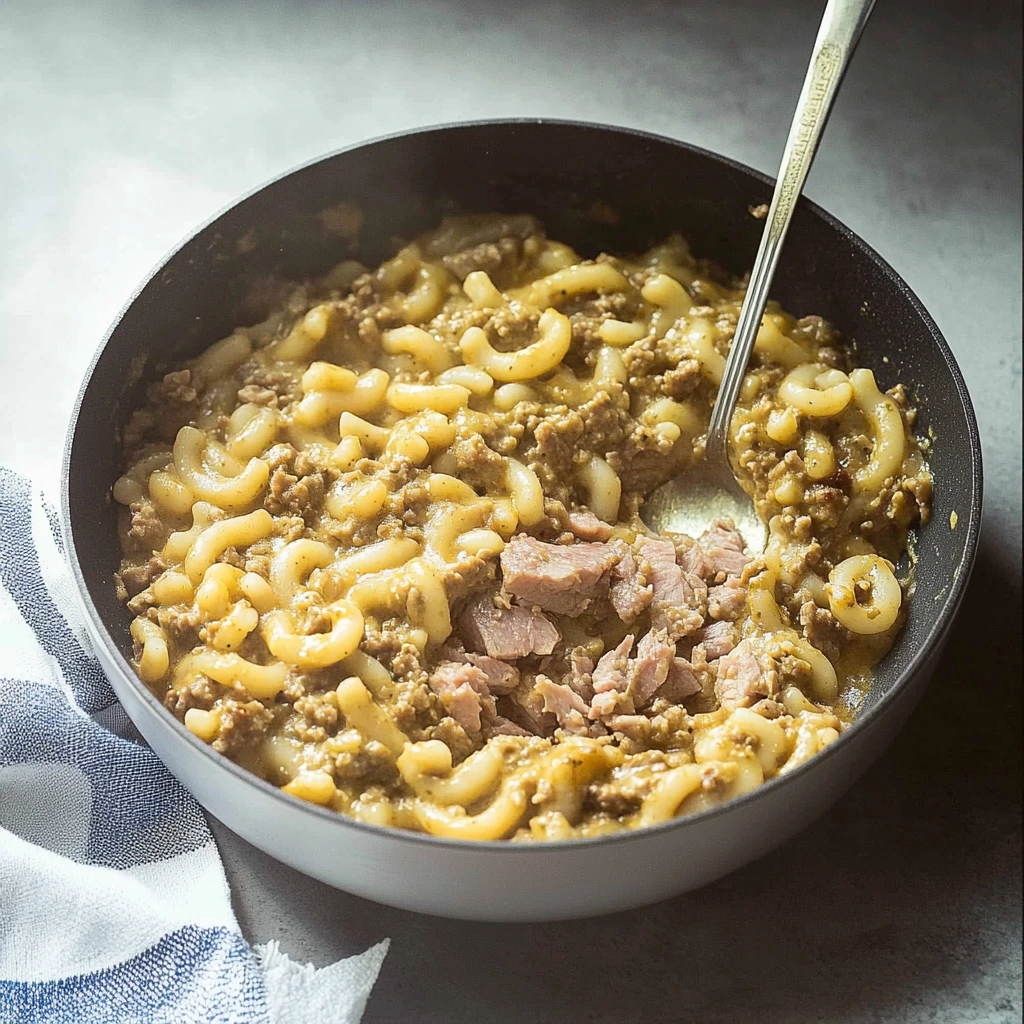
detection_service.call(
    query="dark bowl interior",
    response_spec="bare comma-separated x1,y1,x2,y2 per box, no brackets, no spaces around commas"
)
65,119,982,728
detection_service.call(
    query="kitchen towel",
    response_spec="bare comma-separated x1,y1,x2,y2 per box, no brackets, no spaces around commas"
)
0,468,389,1024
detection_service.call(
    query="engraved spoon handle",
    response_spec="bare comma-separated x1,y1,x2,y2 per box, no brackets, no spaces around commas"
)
705,0,877,468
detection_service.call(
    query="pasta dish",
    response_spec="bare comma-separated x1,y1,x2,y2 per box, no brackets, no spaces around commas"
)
113,214,932,840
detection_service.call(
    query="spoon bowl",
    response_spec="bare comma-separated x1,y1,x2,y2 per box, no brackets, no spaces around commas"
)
644,0,875,554
641,462,767,554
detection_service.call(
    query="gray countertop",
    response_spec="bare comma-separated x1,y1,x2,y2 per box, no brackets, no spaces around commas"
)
2,0,1020,1020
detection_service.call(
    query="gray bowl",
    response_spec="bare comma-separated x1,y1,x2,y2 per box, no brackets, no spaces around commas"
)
61,120,982,921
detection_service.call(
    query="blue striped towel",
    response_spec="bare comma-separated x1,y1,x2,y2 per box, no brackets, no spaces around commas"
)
0,468,389,1024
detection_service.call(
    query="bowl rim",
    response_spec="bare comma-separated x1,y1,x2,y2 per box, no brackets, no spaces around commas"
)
61,116,984,854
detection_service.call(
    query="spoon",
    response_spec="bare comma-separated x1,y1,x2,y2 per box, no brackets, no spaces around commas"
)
642,0,876,553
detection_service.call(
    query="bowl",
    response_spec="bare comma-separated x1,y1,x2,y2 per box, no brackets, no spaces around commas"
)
61,120,982,921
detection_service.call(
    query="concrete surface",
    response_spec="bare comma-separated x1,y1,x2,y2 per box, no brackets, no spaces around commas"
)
2,0,1020,1020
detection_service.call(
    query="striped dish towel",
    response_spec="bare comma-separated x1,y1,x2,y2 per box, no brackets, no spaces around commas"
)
0,468,389,1024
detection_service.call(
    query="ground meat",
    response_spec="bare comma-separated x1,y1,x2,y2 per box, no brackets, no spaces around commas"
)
236,384,280,407
792,314,842,350
164,676,220,716
586,774,647,817
662,359,702,399
798,600,850,663
213,699,274,756
606,705,691,756
125,498,166,552
437,552,497,606
152,602,201,642
530,412,584,498
216,546,246,570
450,433,507,494
120,554,167,599
360,625,405,667
292,689,341,743
236,361,300,405
442,237,523,286
123,369,201,452
332,741,400,787
264,443,331,519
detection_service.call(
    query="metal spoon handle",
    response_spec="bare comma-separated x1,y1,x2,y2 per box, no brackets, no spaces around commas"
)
705,0,877,467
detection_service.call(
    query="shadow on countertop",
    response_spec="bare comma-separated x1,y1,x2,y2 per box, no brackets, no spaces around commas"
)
216,528,1022,1024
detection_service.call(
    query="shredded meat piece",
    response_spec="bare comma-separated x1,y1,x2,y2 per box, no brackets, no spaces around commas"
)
563,649,595,702
676,519,751,582
499,535,621,616
457,592,559,660
661,658,703,702
592,635,634,694
682,571,709,622
589,635,634,719
428,661,495,734
568,509,612,542
699,519,750,582
533,675,592,735
609,546,653,624
504,676,552,735
715,637,777,708
629,631,674,708
707,577,747,621
692,620,739,661
440,649,520,696
638,536,704,639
